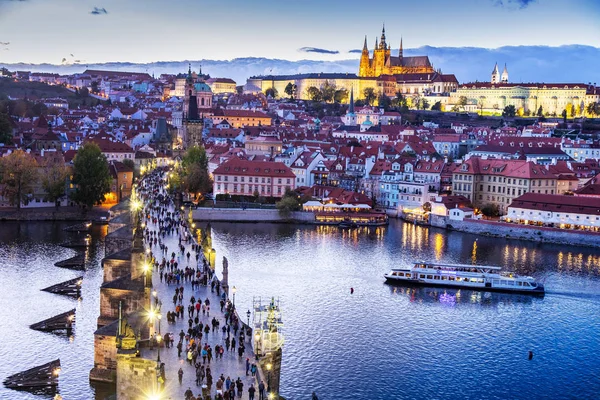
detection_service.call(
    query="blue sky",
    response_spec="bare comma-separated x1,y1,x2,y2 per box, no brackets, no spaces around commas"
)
0,0,599,64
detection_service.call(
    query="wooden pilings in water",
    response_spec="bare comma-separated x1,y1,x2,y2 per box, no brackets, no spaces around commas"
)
30,309,76,334
3,359,61,390
64,221,92,233
41,277,83,298
54,254,86,270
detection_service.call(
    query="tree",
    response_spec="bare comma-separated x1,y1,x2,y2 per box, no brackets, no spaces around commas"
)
480,203,499,218
458,96,468,107
0,113,13,144
363,88,377,106
502,105,516,118
0,150,39,209
181,145,212,197
284,82,296,100
586,102,599,117
334,88,348,104
41,155,69,209
421,98,430,110
306,86,323,102
90,81,99,94
537,105,543,117
393,91,406,108
378,94,392,111
79,87,89,97
320,80,336,103
566,103,575,118
265,87,278,99
275,189,301,218
71,143,112,209
182,145,209,171
431,101,442,111
562,109,567,123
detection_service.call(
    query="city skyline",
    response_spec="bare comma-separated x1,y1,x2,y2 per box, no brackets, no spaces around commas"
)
1,0,600,64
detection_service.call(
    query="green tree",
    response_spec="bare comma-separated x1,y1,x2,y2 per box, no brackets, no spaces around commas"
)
502,105,516,118
71,143,112,209
431,101,442,111
0,150,39,209
421,99,430,110
0,113,14,144
561,109,567,123
537,105,543,117
393,91,406,108
458,96,468,107
378,94,392,111
320,80,336,103
182,145,209,171
306,86,323,102
284,82,296,99
181,145,212,197
586,102,599,117
41,155,69,209
275,189,301,218
265,87,278,99
334,88,348,104
363,88,377,106
480,203,499,218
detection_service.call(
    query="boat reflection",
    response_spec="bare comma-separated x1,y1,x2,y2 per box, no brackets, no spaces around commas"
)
387,284,540,307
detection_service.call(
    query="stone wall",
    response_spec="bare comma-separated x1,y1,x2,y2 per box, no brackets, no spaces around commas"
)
192,208,316,223
102,257,132,283
90,334,118,383
105,225,133,256
442,218,600,248
116,353,158,400
99,287,149,328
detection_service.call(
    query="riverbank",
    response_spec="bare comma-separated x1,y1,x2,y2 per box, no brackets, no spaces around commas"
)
192,208,316,223
429,215,600,249
0,207,109,221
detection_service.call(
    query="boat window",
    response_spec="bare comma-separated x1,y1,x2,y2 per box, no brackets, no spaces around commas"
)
419,274,425,279
523,282,530,287
441,276,447,280
507,281,515,286
448,276,455,281
518,281,523,286
478,279,484,283
398,272,404,277
406,274,411,278
469,278,478,283
434,276,440,280
427,275,433,279
500,280,507,285
493,279,500,285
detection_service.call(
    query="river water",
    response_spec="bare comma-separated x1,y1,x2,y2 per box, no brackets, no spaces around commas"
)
0,220,599,400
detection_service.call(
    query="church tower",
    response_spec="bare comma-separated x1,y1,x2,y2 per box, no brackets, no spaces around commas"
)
501,64,509,83
359,36,371,77
182,64,203,149
399,37,403,64
491,62,500,84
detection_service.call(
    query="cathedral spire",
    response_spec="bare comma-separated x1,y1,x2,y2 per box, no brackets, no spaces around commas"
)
362,36,368,53
399,37,403,59
380,23,386,49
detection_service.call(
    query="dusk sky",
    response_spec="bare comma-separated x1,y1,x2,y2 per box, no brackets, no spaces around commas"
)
1,0,600,64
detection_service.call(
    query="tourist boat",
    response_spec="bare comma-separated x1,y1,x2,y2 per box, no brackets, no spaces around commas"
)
384,262,544,295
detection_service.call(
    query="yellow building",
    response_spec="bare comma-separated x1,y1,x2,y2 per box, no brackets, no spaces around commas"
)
358,26,434,78
206,78,237,94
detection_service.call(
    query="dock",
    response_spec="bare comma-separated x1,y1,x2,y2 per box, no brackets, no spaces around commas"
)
41,277,83,298
3,359,61,390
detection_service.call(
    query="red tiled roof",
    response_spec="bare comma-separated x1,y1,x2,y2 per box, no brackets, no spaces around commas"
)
213,158,295,178
509,193,600,216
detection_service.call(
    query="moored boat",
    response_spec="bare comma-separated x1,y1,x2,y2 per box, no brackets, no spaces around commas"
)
384,262,544,295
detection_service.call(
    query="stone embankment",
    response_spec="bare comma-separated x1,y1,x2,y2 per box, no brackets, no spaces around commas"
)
430,215,600,249
192,208,316,223
0,207,107,221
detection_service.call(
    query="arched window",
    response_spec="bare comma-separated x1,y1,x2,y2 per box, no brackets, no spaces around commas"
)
201,98,205,106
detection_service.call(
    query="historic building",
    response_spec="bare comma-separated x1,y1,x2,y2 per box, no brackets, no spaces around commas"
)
182,68,204,148
358,26,434,78
246,27,457,103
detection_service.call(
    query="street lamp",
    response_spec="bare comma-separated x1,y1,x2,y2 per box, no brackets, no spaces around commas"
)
246,309,251,328
232,286,237,309
152,289,158,306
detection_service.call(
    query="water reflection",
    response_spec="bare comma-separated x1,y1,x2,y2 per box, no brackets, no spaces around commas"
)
388,285,537,307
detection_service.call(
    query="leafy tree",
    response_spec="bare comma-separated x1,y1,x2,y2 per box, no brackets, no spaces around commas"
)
90,81,99,94
0,113,14,144
275,189,301,217
334,88,348,104
458,96,468,107
284,82,296,99
363,87,377,106
566,103,575,118
0,150,39,209
265,87,278,99
562,109,567,123
586,102,599,117
421,99,430,110
431,101,442,111
537,106,543,117
480,203,499,218
71,143,112,209
320,80,336,103
306,86,323,102
393,91,406,108
79,87,89,97
502,105,516,118
378,94,392,111
182,145,209,171
181,145,212,196
41,155,69,209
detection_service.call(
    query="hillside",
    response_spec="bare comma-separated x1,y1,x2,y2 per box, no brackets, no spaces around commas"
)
0,79,104,108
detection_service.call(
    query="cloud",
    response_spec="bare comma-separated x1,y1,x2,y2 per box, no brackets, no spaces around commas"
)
494,0,537,9
298,47,339,55
348,49,362,54
0,42,9,51
90,7,108,15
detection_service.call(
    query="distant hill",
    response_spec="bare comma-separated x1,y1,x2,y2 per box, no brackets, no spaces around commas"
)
0,79,104,108
1,45,598,87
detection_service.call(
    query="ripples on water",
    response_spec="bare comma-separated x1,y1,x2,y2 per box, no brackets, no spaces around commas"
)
0,220,599,400
207,220,600,400
0,222,106,400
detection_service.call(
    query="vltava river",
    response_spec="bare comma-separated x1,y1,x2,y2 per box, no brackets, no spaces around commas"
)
0,220,599,400
208,219,600,400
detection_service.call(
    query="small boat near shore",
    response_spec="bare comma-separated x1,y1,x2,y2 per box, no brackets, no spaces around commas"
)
384,262,544,295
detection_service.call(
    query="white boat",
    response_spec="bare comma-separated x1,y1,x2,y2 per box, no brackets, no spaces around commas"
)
384,262,544,295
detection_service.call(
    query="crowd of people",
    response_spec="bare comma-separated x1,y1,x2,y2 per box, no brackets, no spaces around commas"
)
136,169,269,400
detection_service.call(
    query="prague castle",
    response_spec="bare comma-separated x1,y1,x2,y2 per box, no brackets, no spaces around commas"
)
358,26,435,77
247,26,457,102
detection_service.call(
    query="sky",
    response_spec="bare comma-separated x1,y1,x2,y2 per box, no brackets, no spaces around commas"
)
1,0,600,65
